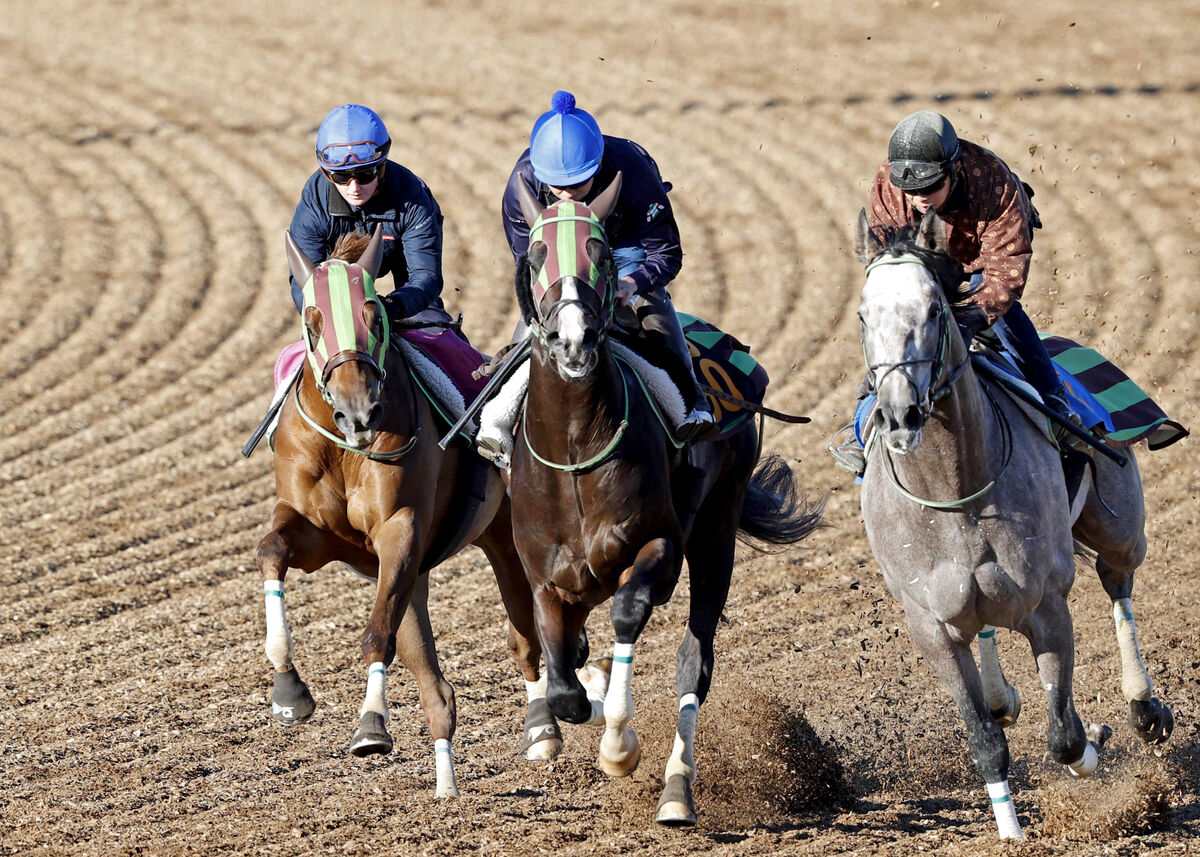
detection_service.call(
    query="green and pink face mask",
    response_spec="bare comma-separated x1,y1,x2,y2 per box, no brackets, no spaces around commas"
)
300,261,389,391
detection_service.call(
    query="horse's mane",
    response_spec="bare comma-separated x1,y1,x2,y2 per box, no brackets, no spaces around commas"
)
871,222,972,304
513,253,538,324
330,230,372,264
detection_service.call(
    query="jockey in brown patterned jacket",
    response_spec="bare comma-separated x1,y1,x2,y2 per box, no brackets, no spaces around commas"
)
866,110,1077,424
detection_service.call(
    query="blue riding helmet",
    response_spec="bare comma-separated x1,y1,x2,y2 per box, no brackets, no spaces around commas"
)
315,104,391,171
529,90,604,187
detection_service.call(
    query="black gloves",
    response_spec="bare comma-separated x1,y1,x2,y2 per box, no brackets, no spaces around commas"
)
951,302,990,344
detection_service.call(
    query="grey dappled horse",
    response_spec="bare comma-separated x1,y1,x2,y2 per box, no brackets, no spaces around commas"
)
853,209,1173,840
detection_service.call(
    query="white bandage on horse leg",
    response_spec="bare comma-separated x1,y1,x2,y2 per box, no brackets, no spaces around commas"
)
602,642,636,728
476,361,530,461
986,780,1024,840
359,661,388,721
1113,598,1153,702
663,693,700,784
525,674,548,704
434,737,459,798
263,580,293,671
1066,741,1099,778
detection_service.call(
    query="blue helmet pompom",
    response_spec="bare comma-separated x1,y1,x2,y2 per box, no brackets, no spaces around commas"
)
550,90,576,113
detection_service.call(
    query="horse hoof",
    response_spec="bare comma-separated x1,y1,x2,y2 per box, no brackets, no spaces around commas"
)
1085,721,1113,749
1128,698,1174,745
521,698,563,761
349,712,393,757
598,732,641,778
271,668,316,726
654,774,697,826
990,684,1022,729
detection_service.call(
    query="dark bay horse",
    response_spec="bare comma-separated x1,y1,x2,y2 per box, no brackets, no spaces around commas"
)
506,174,823,825
854,209,1174,839
256,226,545,796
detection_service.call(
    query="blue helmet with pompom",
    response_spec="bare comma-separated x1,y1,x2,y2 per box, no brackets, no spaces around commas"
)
315,104,391,171
529,91,604,186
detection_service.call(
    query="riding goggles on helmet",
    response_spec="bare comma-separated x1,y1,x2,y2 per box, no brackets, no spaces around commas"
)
889,158,954,192
317,139,391,170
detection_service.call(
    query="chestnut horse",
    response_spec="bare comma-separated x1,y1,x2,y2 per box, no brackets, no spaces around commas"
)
854,210,1174,839
506,174,823,825
256,226,544,797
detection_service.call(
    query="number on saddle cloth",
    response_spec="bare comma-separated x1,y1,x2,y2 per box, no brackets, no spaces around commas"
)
678,312,770,435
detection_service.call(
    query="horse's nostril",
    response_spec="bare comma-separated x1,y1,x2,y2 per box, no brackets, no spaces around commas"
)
905,405,923,432
333,410,346,426
367,404,382,427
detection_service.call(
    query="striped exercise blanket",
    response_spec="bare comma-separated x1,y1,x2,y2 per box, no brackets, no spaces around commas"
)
1043,335,1188,450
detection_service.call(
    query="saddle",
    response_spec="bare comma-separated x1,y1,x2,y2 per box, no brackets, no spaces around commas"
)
612,308,770,440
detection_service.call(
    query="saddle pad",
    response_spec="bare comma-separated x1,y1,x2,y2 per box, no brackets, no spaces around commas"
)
678,312,770,437
1041,335,1188,450
274,340,307,393
398,327,489,405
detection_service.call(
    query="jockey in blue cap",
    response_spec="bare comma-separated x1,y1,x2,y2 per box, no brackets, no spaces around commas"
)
476,91,715,466
287,104,452,327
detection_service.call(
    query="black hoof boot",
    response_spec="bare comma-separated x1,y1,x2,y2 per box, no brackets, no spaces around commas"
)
271,668,316,726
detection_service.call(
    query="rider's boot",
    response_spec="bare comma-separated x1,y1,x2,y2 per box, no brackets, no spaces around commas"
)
476,359,530,470
639,294,715,442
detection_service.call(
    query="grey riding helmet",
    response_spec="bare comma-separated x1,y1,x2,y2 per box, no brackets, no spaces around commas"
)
888,110,960,192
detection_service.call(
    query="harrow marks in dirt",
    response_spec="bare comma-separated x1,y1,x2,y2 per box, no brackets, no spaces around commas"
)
0,2,1197,854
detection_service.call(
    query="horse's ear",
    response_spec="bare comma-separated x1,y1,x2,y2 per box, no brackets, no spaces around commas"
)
516,177,544,228
303,305,323,348
286,230,317,285
916,210,947,253
854,209,881,263
589,171,622,222
358,224,384,280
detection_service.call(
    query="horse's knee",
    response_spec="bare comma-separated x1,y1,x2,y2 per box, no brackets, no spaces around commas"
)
256,530,291,575
611,583,654,643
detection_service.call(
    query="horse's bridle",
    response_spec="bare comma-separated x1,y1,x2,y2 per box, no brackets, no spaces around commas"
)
861,254,969,423
861,253,1012,508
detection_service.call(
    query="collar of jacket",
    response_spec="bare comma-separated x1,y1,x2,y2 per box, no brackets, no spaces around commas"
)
324,167,399,220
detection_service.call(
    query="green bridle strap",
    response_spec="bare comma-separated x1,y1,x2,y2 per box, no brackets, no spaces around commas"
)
292,377,419,462
521,362,631,473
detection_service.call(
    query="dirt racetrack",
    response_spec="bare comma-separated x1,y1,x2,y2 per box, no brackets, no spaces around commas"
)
2,1,1199,854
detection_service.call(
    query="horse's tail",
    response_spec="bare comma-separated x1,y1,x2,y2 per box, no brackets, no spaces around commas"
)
737,452,826,549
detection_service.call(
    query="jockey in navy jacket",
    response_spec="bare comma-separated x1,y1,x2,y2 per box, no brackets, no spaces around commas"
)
502,136,683,298
288,160,445,318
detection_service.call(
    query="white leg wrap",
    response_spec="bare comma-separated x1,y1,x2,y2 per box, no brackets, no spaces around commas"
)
601,643,636,750
263,580,293,671
524,674,548,704
1066,741,1099,778
360,661,388,721
987,780,1024,840
1113,598,1153,702
663,694,700,784
434,738,459,798
476,361,529,461
977,626,1009,712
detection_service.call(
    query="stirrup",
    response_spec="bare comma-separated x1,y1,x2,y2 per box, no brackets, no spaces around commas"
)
476,436,511,469
676,405,717,443
828,423,866,475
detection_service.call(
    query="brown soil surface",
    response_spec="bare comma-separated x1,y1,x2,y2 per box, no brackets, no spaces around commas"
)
1,2,1198,854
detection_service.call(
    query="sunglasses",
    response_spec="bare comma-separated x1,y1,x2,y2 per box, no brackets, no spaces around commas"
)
323,163,383,186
